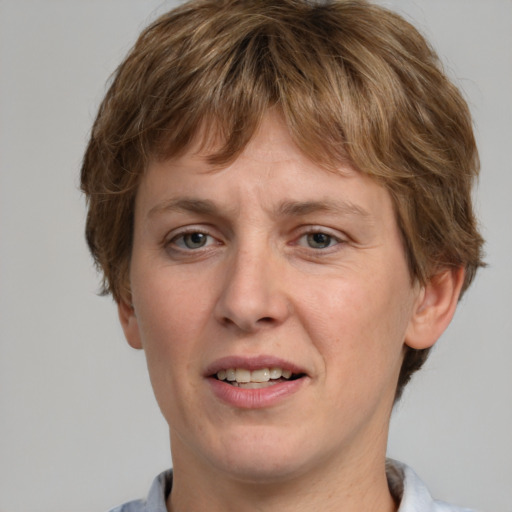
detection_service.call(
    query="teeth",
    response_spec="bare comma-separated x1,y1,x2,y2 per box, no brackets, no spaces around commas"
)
251,368,270,382
216,367,294,383
235,368,251,383
269,367,282,379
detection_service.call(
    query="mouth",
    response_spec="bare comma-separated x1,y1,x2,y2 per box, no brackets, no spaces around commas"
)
206,357,308,408
214,367,305,389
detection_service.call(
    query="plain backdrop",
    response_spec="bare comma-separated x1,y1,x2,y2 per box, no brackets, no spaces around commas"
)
0,1,511,511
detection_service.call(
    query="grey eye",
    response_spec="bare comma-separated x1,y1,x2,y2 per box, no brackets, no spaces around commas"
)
306,232,333,249
181,232,208,249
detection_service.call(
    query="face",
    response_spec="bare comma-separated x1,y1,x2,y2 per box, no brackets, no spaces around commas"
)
121,115,425,484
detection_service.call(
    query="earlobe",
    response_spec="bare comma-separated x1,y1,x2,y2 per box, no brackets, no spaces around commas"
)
405,267,465,350
117,299,143,350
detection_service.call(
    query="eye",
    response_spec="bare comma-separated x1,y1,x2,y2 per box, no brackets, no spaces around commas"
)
306,232,333,249
172,231,213,250
297,231,343,249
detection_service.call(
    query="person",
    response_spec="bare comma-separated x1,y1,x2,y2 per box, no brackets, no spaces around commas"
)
80,0,484,511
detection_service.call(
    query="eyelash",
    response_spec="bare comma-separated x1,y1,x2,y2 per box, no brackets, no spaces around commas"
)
166,229,218,251
294,228,347,251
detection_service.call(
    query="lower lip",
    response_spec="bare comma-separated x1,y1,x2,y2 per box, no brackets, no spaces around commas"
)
208,377,306,409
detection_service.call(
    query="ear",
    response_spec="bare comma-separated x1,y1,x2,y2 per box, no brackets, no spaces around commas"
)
405,267,465,350
117,299,143,350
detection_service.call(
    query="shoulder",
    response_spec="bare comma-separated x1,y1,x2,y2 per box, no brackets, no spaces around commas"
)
106,470,173,512
108,499,146,512
387,459,477,512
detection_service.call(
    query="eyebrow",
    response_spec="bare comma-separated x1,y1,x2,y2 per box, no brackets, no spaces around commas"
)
148,197,371,220
148,198,219,218
277,200,371,219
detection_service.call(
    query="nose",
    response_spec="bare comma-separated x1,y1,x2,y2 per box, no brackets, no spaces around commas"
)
214,245,291,333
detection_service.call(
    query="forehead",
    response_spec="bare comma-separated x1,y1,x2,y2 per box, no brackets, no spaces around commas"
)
155,110,354,174
136,115,397,239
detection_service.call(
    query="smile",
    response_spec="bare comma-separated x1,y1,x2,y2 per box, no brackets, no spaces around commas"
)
206,357,308,407
215,367,301,388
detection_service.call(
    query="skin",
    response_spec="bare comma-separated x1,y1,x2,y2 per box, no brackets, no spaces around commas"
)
119,114,464,512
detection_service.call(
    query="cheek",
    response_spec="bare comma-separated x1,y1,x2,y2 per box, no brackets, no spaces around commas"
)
131,280,210,425
130,271,208,382
133,262,211,339
298,271,412,376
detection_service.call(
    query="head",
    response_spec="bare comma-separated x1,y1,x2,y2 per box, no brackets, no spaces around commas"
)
81,0,484,401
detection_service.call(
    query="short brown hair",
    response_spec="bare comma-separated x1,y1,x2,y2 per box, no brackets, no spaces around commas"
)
81,0,484,399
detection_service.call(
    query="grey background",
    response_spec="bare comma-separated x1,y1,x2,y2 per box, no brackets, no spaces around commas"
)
0,1,510,511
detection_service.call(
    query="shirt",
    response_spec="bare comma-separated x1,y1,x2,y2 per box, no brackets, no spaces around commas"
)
108,459,476,512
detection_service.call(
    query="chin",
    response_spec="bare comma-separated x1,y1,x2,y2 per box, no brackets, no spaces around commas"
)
217,455,312,485
202,427,320,484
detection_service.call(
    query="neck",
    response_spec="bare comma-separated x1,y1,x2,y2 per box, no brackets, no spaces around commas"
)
167,444,397,512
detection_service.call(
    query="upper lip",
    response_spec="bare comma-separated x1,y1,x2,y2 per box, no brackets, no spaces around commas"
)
204,355,308,377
